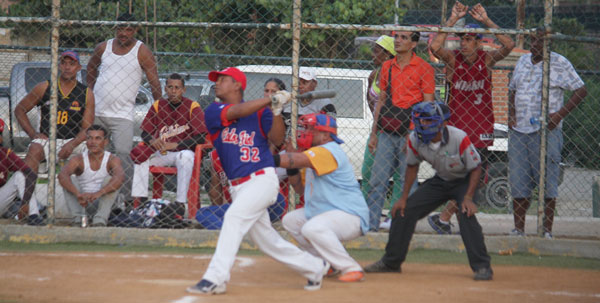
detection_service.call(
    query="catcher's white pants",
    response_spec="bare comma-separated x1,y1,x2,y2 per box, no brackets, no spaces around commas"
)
131,150,195,203
283,208,363,274
202,167,326,286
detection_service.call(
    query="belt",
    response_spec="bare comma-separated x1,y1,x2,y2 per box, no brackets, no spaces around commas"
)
230,169,266,186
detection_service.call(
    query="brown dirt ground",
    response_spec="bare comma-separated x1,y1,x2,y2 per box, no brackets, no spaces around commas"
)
0,251,599,303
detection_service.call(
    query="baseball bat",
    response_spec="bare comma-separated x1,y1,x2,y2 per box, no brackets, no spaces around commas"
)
296,90,336,100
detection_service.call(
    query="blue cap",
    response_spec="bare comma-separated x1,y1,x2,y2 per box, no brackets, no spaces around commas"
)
60,50,80,64
458,23,483,39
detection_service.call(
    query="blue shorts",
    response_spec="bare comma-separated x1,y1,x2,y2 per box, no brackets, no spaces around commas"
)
508,128,562,199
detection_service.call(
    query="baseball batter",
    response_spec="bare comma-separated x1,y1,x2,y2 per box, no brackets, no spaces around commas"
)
187,67,328,295
278,113,369,283
130,73,207,216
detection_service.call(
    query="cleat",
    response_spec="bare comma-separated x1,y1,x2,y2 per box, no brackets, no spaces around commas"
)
304,260,329,291
27,214,45,226
473,267,493,281
427,214,451,235
338,271,365,282
326,267,341,277
543,232,553,239
186,279,226,295
363,259,401,273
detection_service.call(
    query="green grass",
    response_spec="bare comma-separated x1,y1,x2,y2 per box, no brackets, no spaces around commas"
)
2,241,599,271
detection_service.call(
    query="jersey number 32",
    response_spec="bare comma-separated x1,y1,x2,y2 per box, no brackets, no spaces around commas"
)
240,147,260,162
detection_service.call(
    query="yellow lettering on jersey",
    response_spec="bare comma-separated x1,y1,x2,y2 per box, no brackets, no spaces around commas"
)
303,146,338,176
57,111,69,125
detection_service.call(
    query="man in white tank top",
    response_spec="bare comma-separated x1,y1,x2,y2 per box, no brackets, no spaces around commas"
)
59,125,125,227
86,12,161,207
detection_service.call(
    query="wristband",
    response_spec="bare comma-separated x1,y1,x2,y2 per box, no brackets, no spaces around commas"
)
286,168,299,176
273,154,280,167
463,194,473,200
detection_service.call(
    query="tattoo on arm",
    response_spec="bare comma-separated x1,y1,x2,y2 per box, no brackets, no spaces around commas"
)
287,153,294,168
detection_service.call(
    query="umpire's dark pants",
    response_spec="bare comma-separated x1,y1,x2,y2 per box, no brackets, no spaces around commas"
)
382,174,491,272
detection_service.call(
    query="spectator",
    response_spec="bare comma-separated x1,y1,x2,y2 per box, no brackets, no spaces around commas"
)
86,12,162,208
360,35,403,230
281,67,336,136
427,1,515,234
129,73,207,224
366,29,435,231
364,101,493,281
0,118,38,224
14,50,94,223
59,125,125,227
508,28,587,239
279,113,369,283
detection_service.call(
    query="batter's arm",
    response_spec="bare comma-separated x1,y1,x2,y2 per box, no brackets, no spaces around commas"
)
267,114,285,147
224,97,271,121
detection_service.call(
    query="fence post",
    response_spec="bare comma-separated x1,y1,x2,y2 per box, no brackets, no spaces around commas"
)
288,0,301,209
537,0,553,237
47,0,61,225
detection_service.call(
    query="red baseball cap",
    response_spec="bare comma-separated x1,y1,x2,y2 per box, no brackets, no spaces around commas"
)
208,67,247,91
60,50,80,64
0,118,4,133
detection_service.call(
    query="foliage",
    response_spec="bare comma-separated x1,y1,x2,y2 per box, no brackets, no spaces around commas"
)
1,0,403,67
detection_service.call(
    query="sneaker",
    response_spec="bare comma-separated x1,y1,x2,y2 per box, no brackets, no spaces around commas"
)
186,279,226,295
304,260,330,291
338,271,365,283
473,267,493,281
427,214,451,235
27,214,45,226
326,267,341,278
363,259,401,273
543,232,553,239
379,218,391,230
509,229,525,237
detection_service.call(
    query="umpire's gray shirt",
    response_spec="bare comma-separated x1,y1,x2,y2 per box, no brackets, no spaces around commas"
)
407,126,481,181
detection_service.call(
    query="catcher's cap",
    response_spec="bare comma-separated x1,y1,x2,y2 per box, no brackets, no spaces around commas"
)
300,113,344,144
375,35,397,56
208,67,247,91
458,23,483,39
60,50,80,64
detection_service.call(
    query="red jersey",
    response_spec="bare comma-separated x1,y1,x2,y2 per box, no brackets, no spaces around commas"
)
141,97,207,151
449,49,494,148
0,147,28,187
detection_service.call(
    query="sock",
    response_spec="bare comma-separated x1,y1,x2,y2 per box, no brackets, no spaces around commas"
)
439,219,450,225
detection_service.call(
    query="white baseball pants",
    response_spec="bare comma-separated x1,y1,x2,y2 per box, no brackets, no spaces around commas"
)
0,172,26,217
131,150,195,203
202,167,326,286
283,208,363,274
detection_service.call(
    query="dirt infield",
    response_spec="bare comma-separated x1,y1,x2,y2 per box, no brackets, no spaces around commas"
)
0,251,599,303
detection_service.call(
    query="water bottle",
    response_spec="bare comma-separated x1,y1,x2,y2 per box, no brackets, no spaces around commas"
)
530,116,540,126
81,215,88,228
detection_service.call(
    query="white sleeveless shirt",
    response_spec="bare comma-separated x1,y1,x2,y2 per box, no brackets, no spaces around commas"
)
76,151,111,193
93,39,143,121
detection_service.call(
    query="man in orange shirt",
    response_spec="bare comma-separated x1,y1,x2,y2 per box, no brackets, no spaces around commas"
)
367,29,435,231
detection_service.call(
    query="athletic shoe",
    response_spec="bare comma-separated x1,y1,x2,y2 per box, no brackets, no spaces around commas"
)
473,267,494,281
338,271,365,282
326,267,341,277
186,279,226,295
379,218,391,230
543,232,553,239
427,214,451,235
304,260,330,291
509,229,525,237
363,259,401,273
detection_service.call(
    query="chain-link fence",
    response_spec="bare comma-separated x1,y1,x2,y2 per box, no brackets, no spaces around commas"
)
0,0,598,239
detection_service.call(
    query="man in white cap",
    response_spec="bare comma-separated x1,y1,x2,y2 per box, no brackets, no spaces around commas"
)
281,67,336,135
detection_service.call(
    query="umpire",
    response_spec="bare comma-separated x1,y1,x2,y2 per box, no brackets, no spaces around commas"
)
364,101,493,281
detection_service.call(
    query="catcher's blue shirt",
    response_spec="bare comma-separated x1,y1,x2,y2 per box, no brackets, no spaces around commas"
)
205,101,274,180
